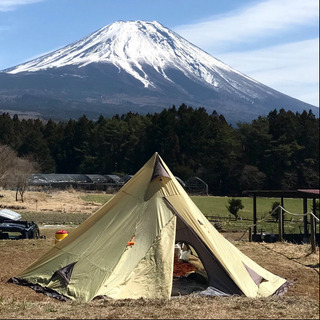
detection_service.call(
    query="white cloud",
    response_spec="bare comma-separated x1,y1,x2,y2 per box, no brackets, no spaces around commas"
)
174,0,319,50
0,0,44,12
218,39,319,107
173,0,319,107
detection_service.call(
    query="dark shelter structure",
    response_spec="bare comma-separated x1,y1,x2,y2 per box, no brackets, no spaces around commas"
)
245,189,319,248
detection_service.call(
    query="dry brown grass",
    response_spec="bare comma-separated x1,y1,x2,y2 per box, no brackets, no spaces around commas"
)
0,189,319,319
0,189,101,215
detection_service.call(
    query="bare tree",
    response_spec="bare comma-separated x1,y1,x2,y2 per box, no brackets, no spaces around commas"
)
0,144,38,202
11,156,38,202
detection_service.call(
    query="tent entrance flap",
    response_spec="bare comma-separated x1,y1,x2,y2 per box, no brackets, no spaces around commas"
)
163,197,243,296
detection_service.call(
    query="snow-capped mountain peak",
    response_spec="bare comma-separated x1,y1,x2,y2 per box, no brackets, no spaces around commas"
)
6,20,255,89
1,20,316,124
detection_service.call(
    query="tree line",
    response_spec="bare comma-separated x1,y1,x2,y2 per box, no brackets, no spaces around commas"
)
0,104,318,195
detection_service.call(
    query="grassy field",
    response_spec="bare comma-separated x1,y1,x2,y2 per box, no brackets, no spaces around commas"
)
0,189,319,319
81,193,318,235
1,189,317,238
81,193,316,217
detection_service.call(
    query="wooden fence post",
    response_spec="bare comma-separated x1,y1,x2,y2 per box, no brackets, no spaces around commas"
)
278,207,283,242
253,194,257,238
303,198,308,242
281,197,285,238
310,198,317,253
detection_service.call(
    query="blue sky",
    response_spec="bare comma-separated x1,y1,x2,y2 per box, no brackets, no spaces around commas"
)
0,0,319,107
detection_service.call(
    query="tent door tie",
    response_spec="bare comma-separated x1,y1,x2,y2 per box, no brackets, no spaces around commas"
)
127,234,135,247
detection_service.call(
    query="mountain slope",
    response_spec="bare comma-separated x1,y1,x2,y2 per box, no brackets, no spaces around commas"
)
0,20,317,123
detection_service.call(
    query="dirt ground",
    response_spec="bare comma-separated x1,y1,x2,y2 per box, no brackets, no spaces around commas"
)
0,189,319,319
0,189,102,215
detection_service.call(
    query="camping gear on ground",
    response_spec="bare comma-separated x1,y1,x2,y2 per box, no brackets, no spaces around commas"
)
175,242,191,262
8,152,289,302
55,230,69,244
173,256,197,277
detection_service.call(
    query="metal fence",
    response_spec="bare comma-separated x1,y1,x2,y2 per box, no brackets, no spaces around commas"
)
27,174,209,195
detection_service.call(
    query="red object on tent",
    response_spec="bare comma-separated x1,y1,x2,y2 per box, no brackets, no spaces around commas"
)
127,235,135,246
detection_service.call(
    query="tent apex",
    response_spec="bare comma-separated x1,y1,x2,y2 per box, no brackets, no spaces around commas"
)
151,153,170,181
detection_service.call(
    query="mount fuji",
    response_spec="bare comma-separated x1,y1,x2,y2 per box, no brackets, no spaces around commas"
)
0,20,317,123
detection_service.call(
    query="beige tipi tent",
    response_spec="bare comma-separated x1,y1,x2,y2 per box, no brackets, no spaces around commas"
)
9,153,289,302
